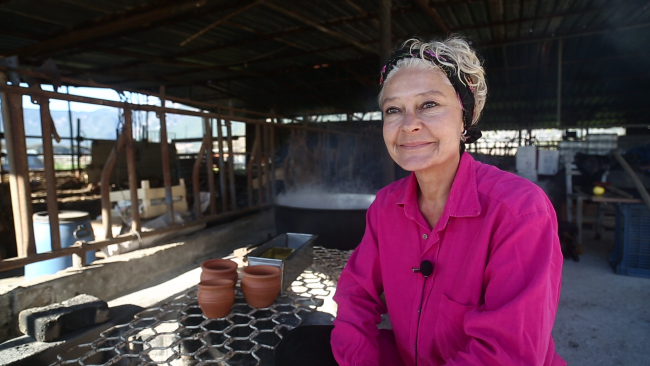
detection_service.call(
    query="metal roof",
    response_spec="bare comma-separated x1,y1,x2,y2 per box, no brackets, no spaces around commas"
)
1,0,649,129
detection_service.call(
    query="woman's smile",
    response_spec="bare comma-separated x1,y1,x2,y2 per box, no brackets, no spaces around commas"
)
399,141,435,149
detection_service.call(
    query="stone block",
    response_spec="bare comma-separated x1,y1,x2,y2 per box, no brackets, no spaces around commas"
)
18,295,109,342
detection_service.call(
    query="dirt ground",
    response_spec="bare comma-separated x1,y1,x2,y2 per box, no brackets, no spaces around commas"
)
552,229,650,366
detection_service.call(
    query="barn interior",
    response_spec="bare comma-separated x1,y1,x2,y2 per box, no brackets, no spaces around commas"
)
1,0,650,365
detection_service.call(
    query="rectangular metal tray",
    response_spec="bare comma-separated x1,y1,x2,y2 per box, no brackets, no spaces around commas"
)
246,233,317,294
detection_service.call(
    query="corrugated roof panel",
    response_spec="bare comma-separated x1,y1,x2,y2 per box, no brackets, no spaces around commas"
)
0,0,646,124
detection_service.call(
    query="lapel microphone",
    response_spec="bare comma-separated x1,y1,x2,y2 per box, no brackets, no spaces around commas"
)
412,260,434,278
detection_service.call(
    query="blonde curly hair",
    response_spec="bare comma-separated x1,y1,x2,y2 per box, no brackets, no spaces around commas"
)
378,35,487,126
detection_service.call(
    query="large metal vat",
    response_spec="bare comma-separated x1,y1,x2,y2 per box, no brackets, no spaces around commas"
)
274,193,375,250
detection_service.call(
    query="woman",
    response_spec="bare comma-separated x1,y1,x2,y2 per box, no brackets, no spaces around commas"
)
276,36,565,366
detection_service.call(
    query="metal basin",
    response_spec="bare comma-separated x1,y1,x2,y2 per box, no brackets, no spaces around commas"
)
274,193,375,250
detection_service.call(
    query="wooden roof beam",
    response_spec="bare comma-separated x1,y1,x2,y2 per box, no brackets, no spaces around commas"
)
453,6,607,33
1,0,212,58
179,0,262,47
66,4,418,76
261,1,379,55
412,0,450,34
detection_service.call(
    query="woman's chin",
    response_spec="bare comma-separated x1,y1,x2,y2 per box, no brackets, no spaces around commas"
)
395,158,436,172
394,153,458,173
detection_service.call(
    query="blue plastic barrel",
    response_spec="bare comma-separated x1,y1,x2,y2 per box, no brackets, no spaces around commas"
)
24,211,96,280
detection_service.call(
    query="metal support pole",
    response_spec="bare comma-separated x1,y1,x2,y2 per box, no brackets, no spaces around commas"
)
216,114,227,212
158,86,175,222
379,0,395,186
270,124,276,202
76,118,81,170
0,73,35,257
66,86,75,173
225,114,237,210
39,96,61,251
263,125,272,202
247,128,260,207
379,0,392,65
254,124,263,204
193,135,210,218
124,109,141,233
557,38,562,127
204,117,217,215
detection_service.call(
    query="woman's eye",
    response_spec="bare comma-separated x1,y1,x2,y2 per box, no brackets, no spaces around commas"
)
422,101,436,109
385,107,399,114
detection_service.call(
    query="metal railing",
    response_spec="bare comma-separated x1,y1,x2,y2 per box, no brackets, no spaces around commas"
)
0,66,377,271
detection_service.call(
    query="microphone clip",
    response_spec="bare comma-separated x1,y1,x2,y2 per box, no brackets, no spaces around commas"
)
414,260,434,278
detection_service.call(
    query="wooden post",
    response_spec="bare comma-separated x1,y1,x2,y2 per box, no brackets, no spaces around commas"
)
100,131,126,239
39,96,61,251
204,117,217,215
193,136,210,217
216,114,227,212
158,86,175,222
124,109,141,233
0,73,35,257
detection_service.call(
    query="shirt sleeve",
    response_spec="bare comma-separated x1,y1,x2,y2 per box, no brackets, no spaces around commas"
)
331,201,388,366
445,204,564,366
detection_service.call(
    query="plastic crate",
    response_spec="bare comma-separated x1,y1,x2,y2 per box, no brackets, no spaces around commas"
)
610,203,650,278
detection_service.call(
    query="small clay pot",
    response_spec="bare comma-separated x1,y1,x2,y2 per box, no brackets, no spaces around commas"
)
197,279,235,318
241,265,282,308
200,258,239,284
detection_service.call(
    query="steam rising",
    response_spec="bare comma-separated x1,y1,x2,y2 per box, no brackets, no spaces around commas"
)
275,191,375,210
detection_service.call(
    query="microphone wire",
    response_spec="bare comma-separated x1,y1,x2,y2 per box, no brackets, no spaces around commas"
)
414,274,428,366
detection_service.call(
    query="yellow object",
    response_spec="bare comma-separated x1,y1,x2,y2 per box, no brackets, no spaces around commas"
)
260,247,295,260
593,186,605,196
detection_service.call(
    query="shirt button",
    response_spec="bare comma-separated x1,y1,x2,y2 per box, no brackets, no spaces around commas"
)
422,234,428,240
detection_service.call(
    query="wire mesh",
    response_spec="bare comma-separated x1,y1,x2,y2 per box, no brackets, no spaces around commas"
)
50,247,352,366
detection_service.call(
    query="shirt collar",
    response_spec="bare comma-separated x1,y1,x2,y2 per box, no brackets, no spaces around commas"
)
396,152,481,219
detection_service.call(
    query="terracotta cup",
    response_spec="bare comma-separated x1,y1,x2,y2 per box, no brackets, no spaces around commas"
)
200,258,239,284
197,279,235,318
241,265,282,308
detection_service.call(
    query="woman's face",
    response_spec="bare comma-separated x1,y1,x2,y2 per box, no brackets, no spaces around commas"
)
380,66,464,173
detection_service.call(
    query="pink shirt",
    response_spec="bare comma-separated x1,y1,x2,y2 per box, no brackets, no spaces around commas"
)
332,152,566,366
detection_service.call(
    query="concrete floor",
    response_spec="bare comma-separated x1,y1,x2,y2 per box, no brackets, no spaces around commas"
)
552,229,650,366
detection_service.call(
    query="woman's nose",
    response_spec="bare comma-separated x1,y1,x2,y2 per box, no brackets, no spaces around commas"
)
401,110,422,133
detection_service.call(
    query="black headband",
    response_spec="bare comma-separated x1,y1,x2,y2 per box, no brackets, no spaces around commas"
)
380,46,482,144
